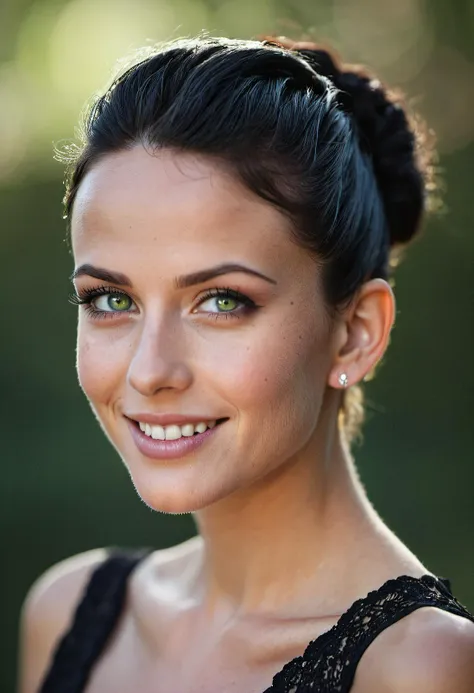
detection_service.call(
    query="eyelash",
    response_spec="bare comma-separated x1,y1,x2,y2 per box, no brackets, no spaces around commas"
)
68,285,259,321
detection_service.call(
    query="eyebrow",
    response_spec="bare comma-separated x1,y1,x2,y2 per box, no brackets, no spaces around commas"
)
70,262,277,288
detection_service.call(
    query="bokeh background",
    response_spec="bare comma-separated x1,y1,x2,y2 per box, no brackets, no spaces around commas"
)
1,0,473,690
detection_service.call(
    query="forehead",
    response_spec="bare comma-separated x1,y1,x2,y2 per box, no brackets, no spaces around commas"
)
69,147,325,303
72,146,292,260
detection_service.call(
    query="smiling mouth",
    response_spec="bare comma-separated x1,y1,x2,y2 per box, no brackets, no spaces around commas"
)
130,417,228,440
127,416,228,460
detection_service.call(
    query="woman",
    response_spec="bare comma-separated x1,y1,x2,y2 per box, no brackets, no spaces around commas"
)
19,35,474,693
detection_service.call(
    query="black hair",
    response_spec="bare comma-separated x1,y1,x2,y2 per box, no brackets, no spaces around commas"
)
60,35,436,442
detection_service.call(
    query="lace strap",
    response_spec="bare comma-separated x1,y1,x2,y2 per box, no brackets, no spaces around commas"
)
38,548,151,693
269,574,474,693
336,575,474,693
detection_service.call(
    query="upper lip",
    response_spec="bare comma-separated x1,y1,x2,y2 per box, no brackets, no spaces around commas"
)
126,413,225,426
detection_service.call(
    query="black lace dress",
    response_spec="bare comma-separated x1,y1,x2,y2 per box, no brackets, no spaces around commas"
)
38,548,474,693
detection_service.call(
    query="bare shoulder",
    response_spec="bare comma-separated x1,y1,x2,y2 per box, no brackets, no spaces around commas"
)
19,548,108,693
19,539,201,693
352,605,474,693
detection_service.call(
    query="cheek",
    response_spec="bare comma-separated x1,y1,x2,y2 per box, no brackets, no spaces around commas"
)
203,320,331,477
205,318,330,418
76,325,126,405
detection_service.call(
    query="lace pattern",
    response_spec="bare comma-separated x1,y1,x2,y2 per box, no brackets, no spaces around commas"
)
38,549,474,693
264,574,474,693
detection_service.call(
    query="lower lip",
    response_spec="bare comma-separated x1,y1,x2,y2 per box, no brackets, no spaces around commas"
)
126,418,223,460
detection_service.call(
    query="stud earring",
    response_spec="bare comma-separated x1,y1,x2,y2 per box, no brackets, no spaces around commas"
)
338,373,349,388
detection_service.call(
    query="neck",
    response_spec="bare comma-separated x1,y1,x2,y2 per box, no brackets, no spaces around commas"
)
193,414,377,619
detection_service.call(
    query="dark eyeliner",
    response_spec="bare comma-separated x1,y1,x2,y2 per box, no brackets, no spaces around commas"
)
68,285,130,306
68,285,260,320
197,287,257,308
195,287,261,319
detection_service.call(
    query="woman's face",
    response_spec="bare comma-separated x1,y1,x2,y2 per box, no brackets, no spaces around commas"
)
71,146,338,513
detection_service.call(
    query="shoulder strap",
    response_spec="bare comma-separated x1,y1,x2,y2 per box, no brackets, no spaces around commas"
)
268,574,474,693
335,575,474,692
38,548,152,693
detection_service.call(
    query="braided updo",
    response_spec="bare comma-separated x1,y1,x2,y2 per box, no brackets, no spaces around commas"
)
61,35,436,444
262,37,434,249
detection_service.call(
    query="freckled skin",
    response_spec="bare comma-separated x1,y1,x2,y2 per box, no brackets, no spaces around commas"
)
72,146,338,515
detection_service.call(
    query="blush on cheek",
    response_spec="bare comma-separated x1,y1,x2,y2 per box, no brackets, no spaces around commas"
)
76,334,117,404
224,339,307,408
222,324,328,437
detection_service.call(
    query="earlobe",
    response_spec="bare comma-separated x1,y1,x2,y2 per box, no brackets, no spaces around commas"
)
328,279,395,389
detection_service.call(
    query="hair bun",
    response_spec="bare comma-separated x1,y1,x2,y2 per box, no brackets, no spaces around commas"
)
261,37,429,247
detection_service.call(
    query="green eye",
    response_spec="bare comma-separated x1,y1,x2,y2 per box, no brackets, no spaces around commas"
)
195,287,255,318
215,296,238,312
107,293,132,311
91,292,133,312
104,294,132,311
69,286,137,319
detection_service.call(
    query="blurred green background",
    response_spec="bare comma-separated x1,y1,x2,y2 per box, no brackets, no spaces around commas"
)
1,0,473,690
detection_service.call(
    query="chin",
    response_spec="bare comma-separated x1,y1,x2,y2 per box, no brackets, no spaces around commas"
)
125,467,227,515
138,489,208,515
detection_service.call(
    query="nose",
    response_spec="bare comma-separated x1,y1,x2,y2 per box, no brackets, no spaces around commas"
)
127,315,193,397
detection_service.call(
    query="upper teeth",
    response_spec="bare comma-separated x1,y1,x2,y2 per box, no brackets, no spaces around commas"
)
138,420,217,440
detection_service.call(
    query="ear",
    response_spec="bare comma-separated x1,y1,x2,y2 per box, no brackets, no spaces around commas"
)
328,278,395,389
